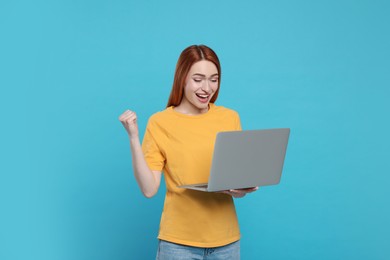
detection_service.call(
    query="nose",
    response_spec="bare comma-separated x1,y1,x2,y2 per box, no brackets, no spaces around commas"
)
201,80,211,92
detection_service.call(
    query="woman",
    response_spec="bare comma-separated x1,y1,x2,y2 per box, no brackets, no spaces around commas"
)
119,45,257,259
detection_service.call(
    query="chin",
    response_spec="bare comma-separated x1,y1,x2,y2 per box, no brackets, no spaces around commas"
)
198,104,210,112
197,102,209,108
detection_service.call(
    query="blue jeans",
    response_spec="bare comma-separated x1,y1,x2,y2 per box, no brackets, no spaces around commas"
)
156,240,240,260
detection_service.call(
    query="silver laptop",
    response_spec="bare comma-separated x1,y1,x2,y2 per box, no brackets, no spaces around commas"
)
178,128,290,192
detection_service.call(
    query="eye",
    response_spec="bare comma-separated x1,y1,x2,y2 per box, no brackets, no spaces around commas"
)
210,78,219,83
193,78,202,83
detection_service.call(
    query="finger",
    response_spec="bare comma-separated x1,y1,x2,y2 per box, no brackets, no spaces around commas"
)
229,189,255,195
119,111,133,120
236,187,258,192
120,113,137,123
224,190,244,197
241,188,257,193
121,114,136,122
221,191,246,198
119,110,136,121
229,189,245,193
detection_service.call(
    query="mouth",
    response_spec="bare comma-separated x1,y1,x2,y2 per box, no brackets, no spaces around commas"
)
195,93,210,103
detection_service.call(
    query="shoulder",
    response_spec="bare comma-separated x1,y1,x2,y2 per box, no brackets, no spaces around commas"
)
146,107,174,127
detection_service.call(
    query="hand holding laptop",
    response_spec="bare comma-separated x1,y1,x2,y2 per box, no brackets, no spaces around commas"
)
219,187,259,198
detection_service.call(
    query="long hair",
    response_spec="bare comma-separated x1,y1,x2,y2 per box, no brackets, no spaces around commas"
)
166,45,221,107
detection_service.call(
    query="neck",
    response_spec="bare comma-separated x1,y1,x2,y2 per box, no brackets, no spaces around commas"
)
174,101,209,115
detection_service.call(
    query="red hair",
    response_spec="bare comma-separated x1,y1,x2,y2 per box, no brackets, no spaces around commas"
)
166,45,221,107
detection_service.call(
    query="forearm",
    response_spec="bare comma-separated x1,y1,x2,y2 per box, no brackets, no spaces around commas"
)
129,136,160,198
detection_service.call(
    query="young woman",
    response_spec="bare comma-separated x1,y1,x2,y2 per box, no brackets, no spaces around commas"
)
119,45,257,260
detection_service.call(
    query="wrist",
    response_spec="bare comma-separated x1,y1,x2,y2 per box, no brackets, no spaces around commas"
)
129,135,140,143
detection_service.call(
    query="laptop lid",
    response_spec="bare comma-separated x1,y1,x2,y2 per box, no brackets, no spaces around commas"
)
206,128,290,192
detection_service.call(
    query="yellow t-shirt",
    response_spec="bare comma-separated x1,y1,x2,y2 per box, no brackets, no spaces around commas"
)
142,103,242,248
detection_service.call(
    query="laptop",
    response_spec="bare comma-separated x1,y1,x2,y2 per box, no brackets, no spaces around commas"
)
178,128,290,192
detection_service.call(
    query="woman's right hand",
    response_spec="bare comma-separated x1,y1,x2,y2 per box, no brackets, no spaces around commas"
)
119,110,139,138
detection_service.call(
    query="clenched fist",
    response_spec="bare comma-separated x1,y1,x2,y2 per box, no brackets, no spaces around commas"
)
119,110,139,138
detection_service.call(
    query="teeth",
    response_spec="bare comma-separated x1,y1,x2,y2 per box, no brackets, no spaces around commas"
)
196,94,208,98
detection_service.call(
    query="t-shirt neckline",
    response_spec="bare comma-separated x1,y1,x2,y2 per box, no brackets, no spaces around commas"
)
168,103,216,119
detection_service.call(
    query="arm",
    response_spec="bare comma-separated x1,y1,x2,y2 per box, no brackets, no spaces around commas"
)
119,110,162,198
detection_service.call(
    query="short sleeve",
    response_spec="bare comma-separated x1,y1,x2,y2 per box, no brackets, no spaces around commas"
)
142,120,165,171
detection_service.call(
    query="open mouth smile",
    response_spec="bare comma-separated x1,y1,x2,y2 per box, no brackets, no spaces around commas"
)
195,93,210,103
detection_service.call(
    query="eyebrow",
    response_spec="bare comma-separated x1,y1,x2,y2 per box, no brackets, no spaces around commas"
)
191,73,219,77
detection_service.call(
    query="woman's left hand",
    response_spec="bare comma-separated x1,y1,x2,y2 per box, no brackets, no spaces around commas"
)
219,187,259,198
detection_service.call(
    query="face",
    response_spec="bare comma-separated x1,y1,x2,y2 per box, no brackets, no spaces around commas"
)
177,60,219,114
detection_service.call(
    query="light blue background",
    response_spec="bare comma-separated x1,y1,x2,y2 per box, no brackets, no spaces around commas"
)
1,0,389,259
